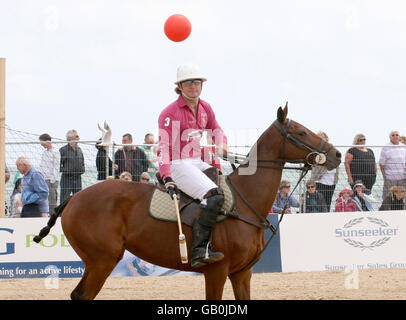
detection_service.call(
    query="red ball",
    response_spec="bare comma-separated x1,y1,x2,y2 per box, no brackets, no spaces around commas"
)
164,14,192,42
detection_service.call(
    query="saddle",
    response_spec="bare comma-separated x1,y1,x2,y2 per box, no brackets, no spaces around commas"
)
149,167,234,226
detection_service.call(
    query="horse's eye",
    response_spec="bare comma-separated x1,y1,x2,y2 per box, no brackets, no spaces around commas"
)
298,131,307,137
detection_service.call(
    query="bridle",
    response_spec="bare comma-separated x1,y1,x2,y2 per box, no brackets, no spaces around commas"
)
227,119,333,170
224,118,334,274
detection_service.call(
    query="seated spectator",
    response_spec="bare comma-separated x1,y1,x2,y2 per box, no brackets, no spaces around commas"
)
140,172,151,184
119,171,133,181
379,186,406,211
301,179,328,213
334,187,357,212
272,180,300,214
351,180,374,211
9,178,22,218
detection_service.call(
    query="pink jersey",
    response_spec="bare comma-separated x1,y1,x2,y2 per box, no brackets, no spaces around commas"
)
158,95,227,179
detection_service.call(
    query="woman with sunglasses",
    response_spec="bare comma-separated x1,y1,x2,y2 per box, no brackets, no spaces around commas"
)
344,133,377,191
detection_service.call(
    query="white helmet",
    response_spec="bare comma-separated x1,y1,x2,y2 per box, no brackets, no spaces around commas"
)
175,63,207,84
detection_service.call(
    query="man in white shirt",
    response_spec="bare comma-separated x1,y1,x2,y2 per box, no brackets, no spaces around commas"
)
379,130,406,200
39,133,60,214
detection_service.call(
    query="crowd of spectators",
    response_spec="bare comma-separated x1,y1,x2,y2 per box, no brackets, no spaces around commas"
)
4,129,162,218
272,130,406,214
3,128,406,217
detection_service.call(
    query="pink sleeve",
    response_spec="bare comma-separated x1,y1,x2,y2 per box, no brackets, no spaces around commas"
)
158,110,172,179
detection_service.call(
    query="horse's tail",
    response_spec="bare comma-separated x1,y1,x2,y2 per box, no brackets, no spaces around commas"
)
33,196,72,243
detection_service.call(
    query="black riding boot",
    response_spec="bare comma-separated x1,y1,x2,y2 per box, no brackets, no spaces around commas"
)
191,188,225,268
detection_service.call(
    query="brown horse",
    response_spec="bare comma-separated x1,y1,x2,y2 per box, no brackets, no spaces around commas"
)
34,105,341,300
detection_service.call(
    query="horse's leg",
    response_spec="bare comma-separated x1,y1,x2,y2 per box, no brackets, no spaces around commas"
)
228,268,252,300
203,265,228,300
70,258,121,300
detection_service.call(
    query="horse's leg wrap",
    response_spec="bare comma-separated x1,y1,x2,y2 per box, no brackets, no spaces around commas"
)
191,188,225,268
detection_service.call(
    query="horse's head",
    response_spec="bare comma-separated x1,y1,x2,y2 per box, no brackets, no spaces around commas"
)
273,103,341,170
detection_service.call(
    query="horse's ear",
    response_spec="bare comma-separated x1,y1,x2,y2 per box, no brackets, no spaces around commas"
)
284,101,288,116
277,105,287,123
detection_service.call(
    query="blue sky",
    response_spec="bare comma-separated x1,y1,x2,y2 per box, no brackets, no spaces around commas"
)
1,0,406,147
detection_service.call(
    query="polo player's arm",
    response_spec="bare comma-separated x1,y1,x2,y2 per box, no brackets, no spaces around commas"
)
158,110,175,180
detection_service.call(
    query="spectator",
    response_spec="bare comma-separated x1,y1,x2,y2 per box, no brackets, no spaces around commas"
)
344,133,377,191
351,180,373,211
95,139,114,182
301,179,328,213
379,186,406,211
379,130,406,200
310,131,339,211
272,180,300,214
114,133,148,182
401,136,406,145
16,156,49,218
139,133,158,184
8,178,22,218
119,171,133,181
140,172,151,184
59,129,85,203
334,187,357,212
39,133,60,214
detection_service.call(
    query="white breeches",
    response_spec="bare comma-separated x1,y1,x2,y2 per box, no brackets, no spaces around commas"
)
170,158,217,201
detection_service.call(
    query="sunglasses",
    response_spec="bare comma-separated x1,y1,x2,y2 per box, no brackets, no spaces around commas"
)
282,185,291,189
358,138,366,142
141,177,150,181
307,186,316,189
391,134,399,137
181,79,202,86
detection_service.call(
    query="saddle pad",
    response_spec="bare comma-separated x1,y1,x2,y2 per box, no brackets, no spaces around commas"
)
148,175,234,223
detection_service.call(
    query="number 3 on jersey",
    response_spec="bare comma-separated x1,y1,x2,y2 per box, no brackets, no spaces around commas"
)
164,117,170,127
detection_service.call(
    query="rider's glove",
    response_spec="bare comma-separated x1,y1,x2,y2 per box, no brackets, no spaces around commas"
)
164,177,179,200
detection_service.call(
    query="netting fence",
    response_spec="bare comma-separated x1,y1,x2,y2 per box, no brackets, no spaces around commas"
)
4,125,406,215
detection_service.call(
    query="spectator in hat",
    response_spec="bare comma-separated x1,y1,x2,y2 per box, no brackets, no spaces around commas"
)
379,186,406,211
351,180,374,211
334,187,357,212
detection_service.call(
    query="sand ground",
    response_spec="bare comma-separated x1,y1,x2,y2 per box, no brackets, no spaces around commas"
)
1,268,405,300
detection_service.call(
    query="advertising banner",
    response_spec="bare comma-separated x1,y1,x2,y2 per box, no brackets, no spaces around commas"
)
0,218,196,279
279,211,406,272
